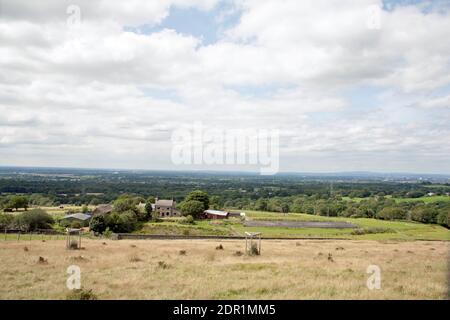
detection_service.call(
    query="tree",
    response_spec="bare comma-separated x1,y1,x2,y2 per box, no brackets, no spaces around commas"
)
113,195,139,213
8,195,29,211
185,190,209,210
411,206,438,223
13,209,54,231
82,205,89,213
89,215,107,234
104,211,137,233
376,207,406,220
436,211,449,227
254,198,268,211
209,196,221,210
0,214,14,229
179,200,205,218
144,200,153,220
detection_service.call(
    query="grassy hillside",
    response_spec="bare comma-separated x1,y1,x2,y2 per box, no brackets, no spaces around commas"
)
1,239,448,299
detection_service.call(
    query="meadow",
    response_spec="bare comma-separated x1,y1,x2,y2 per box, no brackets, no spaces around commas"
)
342,195,450,203
19,205,449,241
136,211,450,241
0,238,448,300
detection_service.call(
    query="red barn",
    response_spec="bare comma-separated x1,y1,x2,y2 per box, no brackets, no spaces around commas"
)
203,210,229,219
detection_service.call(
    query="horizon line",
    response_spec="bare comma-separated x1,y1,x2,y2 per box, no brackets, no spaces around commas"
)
0,165,449,177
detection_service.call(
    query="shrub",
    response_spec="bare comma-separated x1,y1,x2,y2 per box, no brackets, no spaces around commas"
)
102,227,113,238
157,261,169,269
89,214,107,233
0,213,14,229
411,207,438,224
376,207,406,220
178,215,195,225
436,211,449,227
70,221,82,229
104,211,137,233
66,288,98,300
351,227,393,235
113,195,139,213
13,209,54,231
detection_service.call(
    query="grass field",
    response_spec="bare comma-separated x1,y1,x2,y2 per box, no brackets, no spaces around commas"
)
342,195,450,203
0,238,448,299
13,205,449,241
241,211,450,240
135,211,450,241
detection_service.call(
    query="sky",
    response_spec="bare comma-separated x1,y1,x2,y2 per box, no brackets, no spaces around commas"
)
0,0,450,174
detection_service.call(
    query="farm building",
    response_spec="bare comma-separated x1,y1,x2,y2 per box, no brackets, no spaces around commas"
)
203,210,229,219
61,213,92,227
154,198,181,217
92,204,113,216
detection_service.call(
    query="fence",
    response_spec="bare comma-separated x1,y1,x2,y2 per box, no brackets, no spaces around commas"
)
111,233,351,241
2,229,66,241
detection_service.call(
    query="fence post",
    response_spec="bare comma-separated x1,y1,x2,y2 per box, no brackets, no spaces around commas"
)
17,232,20,241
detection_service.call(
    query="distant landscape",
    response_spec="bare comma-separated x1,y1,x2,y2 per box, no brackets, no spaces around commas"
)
0,167,448,300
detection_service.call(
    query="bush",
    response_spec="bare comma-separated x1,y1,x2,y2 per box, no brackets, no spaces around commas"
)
104,211,137,233
351,227,393,235
102,227,113,238
411,207,438,224
13,209,54,231
0,213,14,229
436,211,449,227
376,207,407,220
89,214,107,233
178,215,195,225
113,195,140,213
59,219,71,228
70,221,82,229
66,288,98,300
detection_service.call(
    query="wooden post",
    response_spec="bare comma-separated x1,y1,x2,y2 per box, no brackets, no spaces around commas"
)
259,235,261,255
17,232,20,241
4,228,6,241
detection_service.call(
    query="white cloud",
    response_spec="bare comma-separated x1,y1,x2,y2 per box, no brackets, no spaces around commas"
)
0,0,449,173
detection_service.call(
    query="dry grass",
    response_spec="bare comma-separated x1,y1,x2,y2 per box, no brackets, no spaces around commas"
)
0,239,448,300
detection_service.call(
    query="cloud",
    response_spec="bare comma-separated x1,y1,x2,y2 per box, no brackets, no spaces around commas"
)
0,0,449,173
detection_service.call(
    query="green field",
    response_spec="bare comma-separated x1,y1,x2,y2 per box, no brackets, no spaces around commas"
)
342,195,450,203
11,205,448,241
133,210,450,241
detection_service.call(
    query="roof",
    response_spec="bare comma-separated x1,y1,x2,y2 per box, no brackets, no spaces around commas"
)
204,210,229,216
92,204,113,216
155,199,175,207
63,213,92,221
